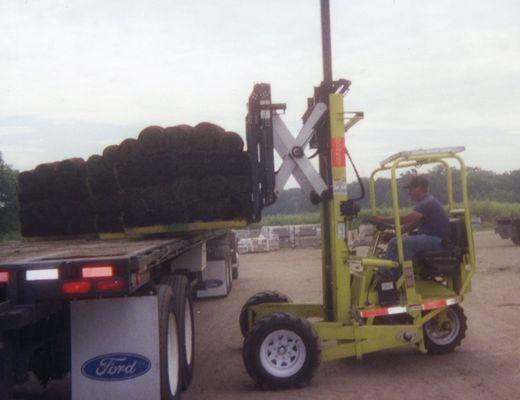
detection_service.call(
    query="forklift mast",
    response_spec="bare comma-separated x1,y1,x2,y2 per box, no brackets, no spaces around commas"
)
246,83,286,222
245,0,354,322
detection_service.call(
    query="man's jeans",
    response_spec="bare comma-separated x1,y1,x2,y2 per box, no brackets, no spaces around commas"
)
382,234,443,279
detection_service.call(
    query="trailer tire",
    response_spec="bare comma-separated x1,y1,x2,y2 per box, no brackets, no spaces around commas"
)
239,291,292,337
232,265,239,280
243,312,320,390
161,275,195,390
226,253,233,293
156,284,182,400
423,304,467,355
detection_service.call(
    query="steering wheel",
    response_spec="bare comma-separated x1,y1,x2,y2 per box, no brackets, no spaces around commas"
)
363,217,395,231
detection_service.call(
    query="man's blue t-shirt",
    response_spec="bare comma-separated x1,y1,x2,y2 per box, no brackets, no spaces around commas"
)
413,195,450,240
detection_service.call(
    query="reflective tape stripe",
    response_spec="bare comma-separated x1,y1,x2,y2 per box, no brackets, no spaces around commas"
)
387,306,407,315
421,300,447,311
359,298,458,318
359,308,390,318
446,298,458,306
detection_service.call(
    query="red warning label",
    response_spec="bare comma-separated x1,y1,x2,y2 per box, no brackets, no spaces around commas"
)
331,137,346,168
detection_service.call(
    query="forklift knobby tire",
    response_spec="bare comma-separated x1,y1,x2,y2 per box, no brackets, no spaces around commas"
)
423,304,467,355
160,275,195,391
239,291,292,337
156,284,182,400
243,312,320,390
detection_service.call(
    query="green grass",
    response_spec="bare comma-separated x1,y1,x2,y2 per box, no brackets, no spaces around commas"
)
469,200,520,221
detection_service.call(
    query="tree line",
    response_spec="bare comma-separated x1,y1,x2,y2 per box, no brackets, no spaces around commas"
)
264,165,520,214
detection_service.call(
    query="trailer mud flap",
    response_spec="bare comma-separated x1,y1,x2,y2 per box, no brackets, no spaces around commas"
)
71,296,160,400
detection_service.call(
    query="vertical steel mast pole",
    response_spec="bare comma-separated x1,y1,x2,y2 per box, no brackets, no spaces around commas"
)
321,0,333,84
319,0,351,323
319,0,334,321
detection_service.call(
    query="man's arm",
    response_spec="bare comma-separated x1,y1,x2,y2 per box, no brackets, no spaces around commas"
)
372,211,423,226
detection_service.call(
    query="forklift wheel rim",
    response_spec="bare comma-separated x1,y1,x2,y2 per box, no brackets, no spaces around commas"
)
259,329,307,378
168,313,180,394
424,308,460,346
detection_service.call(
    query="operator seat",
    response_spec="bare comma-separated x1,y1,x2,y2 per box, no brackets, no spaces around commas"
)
413,217,468,278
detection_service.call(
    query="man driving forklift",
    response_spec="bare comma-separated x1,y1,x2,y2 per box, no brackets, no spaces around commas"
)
372,175,450,272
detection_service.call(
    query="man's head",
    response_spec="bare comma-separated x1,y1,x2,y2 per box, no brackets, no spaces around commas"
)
404,175,429,202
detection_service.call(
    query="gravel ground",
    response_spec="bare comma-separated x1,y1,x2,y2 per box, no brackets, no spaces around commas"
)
14,231,520,399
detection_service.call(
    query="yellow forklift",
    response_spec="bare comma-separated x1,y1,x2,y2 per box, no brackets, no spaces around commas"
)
240,0,476,389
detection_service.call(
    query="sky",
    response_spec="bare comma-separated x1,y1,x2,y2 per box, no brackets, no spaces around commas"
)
1,0,519,185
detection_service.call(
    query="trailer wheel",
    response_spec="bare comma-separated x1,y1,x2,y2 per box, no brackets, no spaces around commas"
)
239,291,292,337
161,275,195,390
423,304,467,355
243,312,320,389
232,265,239,280
156,284,181,400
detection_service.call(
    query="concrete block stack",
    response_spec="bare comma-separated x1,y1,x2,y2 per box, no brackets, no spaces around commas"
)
294,224,321,248
261,226,293,248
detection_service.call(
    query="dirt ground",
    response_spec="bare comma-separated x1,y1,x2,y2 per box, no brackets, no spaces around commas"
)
14,231,520,399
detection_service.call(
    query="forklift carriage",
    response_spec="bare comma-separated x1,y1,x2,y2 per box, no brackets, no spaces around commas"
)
239,2,475,389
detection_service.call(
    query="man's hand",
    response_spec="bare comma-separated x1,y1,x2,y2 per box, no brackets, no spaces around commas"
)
380,230,395,244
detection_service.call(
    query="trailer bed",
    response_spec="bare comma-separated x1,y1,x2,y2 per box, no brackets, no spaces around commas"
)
0,231,220,264
0,229,229,326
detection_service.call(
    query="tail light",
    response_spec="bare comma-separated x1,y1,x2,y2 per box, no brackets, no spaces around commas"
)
0,271,8,283
95,278,125,293
26,268,59,281
82,265,114,278
62,280,92,295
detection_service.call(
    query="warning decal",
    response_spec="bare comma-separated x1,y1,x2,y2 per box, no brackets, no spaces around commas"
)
331,137,346,168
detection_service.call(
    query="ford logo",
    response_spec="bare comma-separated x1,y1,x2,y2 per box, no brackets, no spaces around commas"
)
81,353,151,381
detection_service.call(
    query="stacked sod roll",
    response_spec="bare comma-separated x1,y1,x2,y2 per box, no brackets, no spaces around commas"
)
17,122,252,237
18,158,96,236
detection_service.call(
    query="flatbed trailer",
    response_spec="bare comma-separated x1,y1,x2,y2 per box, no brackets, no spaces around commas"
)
0,227,239,400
